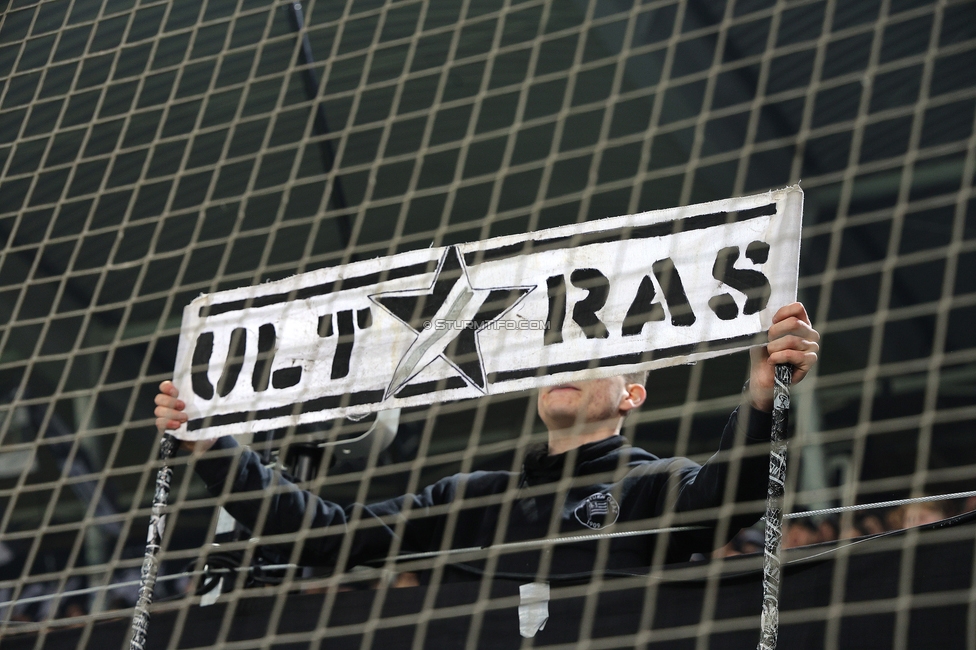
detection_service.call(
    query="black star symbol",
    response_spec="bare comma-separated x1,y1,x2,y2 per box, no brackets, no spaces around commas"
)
370,246,533,398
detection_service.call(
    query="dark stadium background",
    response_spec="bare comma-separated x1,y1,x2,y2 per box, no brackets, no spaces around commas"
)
0,0,973,596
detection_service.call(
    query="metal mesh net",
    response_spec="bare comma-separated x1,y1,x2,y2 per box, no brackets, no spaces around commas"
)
0,0,974,647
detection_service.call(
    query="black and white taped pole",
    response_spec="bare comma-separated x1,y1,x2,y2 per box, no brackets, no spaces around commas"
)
758,364,792,650
129,433,179,650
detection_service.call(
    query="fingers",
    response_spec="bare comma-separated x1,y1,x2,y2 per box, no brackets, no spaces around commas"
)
771,302,810,326
154,392,185,411
766,349,819,382
768,316,818,341
765,334,820,356
155,380,186,433
155,416,186,434
155,410,187,433
758,302,821,385
768,310,820,346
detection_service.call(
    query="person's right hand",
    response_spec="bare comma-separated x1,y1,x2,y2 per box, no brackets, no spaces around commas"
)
154,380,216,452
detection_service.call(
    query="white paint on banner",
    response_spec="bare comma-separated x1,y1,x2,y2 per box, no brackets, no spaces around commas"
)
171,187,803,439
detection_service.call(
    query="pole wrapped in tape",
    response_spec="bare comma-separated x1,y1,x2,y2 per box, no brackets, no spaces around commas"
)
758,364,792,650
129,433,179,650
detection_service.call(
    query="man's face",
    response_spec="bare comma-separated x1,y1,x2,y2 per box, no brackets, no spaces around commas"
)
537,376,631,431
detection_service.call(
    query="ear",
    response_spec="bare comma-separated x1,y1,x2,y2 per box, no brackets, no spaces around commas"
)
619,382,646,414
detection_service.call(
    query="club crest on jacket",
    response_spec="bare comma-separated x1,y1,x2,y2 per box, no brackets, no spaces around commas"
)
574,493,620,530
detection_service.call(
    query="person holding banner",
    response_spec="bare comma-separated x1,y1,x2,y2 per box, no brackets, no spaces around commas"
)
153,301,818,578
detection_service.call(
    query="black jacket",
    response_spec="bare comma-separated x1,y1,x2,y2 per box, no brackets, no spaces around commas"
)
194,406,772,580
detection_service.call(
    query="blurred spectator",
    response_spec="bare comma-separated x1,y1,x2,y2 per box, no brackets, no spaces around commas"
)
391,572,421,588
5,576,86,622
782,517,820,549
840,513,886,539
818,515,839,543
0,542,90,623
888,500,948,530
106,566,142,611
712,527,764,558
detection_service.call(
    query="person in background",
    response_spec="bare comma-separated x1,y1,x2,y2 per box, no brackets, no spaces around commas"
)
782,516,820,549
888,500,948,530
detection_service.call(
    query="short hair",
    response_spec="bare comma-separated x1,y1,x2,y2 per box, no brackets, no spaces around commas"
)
621,369,649,386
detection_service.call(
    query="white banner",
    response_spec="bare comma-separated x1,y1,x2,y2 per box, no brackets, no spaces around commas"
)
172,187,803,439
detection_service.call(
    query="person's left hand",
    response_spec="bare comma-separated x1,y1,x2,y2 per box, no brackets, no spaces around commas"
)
748,302,820,412
154,380,218,453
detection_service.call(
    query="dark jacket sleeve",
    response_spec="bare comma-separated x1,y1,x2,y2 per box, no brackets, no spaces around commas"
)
657,405,772,554
193,436,456,567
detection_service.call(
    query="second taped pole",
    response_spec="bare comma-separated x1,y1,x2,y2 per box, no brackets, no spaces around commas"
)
758,364,793,650
128,433,179,650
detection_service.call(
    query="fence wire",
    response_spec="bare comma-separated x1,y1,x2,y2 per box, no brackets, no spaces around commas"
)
0,0,974,648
